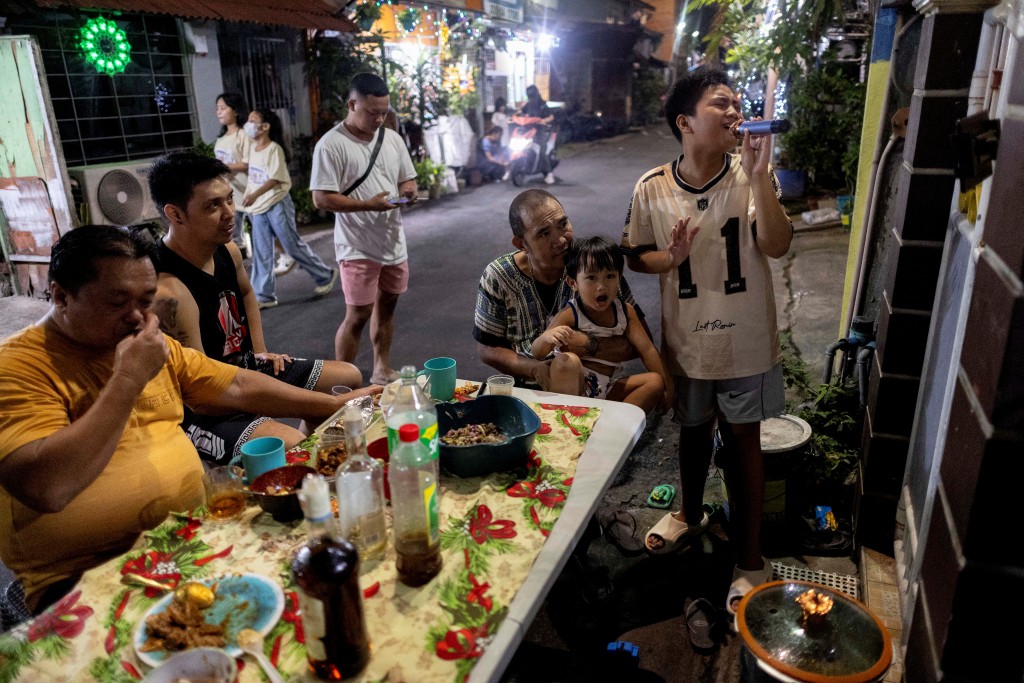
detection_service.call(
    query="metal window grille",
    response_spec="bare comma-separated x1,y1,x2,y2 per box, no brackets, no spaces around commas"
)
7,11,197,167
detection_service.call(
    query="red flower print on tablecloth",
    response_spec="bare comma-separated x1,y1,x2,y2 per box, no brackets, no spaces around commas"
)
507,476,566,508
174,515,202,540
435,623,490,661
442,502,518,576
27,590,93,642
508,464,572,536
468,505,516,545
116,515,232,598
535,404,594,442
120,551,181,597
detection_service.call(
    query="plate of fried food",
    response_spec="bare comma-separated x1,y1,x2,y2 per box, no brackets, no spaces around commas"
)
453,382,481,402
134,573,284,668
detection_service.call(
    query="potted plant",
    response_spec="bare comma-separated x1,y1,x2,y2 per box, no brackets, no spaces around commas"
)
397,8,420,33
352,2,381,32
414,159,444,199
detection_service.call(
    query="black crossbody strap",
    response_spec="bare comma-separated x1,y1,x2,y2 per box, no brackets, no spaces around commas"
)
342,127,386,196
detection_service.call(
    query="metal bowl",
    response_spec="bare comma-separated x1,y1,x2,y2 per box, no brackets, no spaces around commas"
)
250,465,317,522
436,395,541,478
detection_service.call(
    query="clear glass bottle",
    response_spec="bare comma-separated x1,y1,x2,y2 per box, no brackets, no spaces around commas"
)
384,365,439,462
292,473,370,680
336,403,386,559
388,423,442,587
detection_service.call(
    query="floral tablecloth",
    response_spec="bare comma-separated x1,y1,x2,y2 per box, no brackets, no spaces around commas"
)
0,403,600,683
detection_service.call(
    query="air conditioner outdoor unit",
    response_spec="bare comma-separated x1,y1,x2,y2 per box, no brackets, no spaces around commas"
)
67,158,162,226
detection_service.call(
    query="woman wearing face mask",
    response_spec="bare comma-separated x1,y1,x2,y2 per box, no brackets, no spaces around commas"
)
242,108,338,309
214,93,252,257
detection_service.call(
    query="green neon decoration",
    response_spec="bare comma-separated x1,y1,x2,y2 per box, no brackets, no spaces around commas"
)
78,16,132,75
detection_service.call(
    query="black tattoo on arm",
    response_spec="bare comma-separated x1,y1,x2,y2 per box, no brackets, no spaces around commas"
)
152,297,190,345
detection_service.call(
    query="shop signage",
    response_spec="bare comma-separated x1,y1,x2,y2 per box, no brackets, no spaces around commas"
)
484,0,523,23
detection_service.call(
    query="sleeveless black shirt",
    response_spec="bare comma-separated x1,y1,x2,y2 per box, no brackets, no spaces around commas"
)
156,243,256,369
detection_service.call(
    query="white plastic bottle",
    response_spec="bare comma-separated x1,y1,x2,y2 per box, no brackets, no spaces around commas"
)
335,403,386,559
384,365,439,461
388,423,442,587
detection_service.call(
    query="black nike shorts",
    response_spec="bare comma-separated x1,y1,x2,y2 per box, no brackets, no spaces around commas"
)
672,362,784,427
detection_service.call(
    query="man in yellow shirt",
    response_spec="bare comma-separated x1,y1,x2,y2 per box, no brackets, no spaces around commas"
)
0,225,353,614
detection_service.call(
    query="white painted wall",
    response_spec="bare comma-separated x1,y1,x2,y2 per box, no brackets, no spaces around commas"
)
185,22,226,144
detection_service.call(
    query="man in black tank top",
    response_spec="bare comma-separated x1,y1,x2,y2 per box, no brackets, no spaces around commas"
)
148,152,380,466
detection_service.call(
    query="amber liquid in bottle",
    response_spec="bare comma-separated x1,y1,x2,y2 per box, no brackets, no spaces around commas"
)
396,530,442,588
292,537,371,680
293,473,370,680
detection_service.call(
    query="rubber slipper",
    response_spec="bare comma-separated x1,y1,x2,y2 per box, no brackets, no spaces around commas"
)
685,597,718,651
726,558,774,617
596,508,644,555
644,510,709,555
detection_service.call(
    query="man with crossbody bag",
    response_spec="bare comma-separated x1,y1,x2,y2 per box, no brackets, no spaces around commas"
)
311,72,418,385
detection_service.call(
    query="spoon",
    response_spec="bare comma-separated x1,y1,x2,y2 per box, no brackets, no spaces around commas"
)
237,628,285,683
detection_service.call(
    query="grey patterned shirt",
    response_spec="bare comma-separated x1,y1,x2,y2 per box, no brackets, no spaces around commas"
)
473,252,644,358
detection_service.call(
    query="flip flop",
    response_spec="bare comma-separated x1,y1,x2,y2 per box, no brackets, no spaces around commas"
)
643,510,709,556
726,558,774,617
596,508,644,556
685,597,718,651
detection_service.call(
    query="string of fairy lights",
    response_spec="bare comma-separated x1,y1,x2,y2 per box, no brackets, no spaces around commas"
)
353,0,529,44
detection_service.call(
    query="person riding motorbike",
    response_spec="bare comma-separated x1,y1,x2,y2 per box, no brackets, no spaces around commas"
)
518,85,556,184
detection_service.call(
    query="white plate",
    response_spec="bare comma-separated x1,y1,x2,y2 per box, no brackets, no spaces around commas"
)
133,572,284,668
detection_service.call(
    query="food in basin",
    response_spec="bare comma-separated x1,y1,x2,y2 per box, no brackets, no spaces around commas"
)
436,395,541,477
250,465,317,522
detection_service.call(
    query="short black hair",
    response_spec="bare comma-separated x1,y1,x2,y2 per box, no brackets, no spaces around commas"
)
349,72,389,99
149,151,230,218
509,189,558,239
49,225,156,294
665,67,732,142
494,97,506,110
215,92,247,137
565,236,623,278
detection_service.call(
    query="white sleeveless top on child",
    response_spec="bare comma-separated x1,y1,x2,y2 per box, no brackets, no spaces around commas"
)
566,296,627,399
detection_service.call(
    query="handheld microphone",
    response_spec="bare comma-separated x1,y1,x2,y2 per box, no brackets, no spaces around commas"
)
735,119,791,136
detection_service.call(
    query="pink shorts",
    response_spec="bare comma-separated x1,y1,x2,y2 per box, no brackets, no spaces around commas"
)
339,259,409,306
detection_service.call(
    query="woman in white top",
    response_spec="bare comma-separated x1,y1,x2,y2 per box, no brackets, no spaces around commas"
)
214,93,251,256
243,108,337,308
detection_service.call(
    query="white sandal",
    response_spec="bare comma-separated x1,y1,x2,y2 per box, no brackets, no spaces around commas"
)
644,511,709,555
726,558,773,617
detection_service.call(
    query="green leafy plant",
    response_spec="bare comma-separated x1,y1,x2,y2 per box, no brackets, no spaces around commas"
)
397,8,420,33
414,158,444,191
192,137,215,159
290,187,316,225
780,332,860,488
304,31,386,134
631,61,665,127
781,61,866,190
352,1,382,31
795,380,861,488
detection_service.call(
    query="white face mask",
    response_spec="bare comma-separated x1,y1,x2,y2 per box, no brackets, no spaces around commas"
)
243,122,261,139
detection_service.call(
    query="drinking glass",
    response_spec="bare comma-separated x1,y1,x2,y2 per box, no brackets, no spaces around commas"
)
203,466,246,522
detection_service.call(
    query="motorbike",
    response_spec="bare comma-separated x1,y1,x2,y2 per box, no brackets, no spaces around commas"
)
506,114,559,186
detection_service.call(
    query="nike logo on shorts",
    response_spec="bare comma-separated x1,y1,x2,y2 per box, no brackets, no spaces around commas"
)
727,391,747,399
